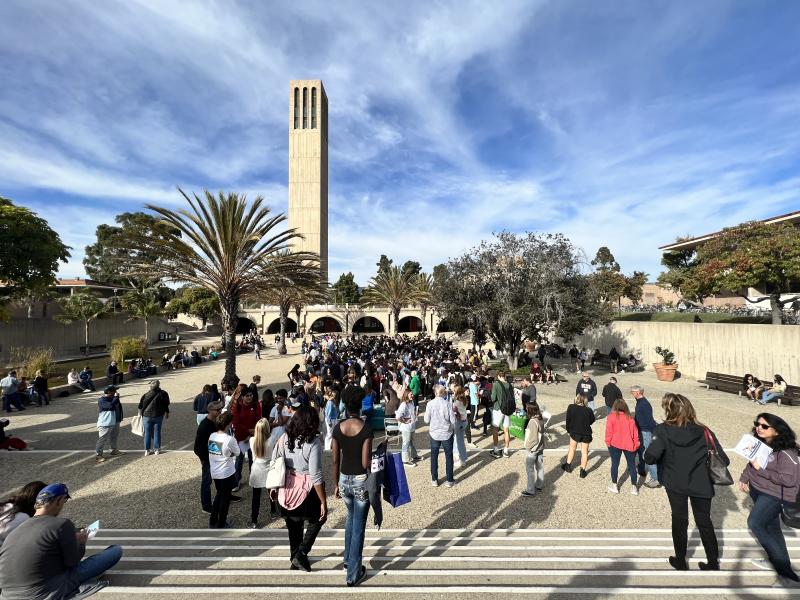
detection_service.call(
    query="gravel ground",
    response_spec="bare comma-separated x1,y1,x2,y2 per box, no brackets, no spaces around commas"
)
1,342,785,532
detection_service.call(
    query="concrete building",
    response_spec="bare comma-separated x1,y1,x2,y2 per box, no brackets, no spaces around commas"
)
288,80,328,282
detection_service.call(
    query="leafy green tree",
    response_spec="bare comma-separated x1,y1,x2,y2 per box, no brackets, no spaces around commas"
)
331,272,361,304
693,221,800,324
0,197,70,315
361,266,420,334
657,241,710,302
121,287,163,341
437,232,605,369
56,289,108,355
135,189,318,387
376,255,393,277
590,247,647,315
166,286,220,328
401,260,422,279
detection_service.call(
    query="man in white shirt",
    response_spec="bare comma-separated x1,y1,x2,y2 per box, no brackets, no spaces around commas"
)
424,384,455,488
1,371,23,412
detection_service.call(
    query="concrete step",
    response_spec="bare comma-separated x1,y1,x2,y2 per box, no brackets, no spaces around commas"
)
94,528,799,599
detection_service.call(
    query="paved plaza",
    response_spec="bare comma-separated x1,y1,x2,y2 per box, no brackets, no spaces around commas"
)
2,338,793,598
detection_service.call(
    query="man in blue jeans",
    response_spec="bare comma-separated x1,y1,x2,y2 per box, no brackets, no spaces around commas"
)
424,384,456,487
0,483,123,599
631,385,661,488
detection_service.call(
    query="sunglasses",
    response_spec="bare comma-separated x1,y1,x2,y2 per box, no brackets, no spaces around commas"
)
753,421,772,430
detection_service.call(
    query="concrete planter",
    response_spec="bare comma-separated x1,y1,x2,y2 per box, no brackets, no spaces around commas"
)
653,362,678,382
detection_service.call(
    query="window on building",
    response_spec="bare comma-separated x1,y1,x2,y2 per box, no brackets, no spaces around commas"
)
302,87,308,129
293,87,299,129
311,87,317,129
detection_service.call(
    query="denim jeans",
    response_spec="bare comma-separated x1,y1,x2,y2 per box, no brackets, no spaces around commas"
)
759,391,782,405
71,545,123,589
454,420,468,463
429,435,454,483
200,460,213,512
748,488,799,580
95,423,120,455
2,393,23,412
637,430,658,482
608,445,638,486
143,415,163,450
235,448,252,487
340,473,370,584
400,426,418,463
525,450,544,492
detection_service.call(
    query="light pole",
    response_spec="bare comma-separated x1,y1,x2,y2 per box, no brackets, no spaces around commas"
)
113,289,118,314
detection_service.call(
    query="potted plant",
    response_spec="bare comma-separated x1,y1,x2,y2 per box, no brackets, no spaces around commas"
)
653,346,678,382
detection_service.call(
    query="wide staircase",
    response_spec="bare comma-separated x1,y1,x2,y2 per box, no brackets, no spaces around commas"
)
95,527,799,598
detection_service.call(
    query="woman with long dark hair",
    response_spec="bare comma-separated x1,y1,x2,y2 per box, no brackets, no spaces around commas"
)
0,481,46,543
740,413,800,586
645,393,728,571
270,403,327,572
759,375,787,406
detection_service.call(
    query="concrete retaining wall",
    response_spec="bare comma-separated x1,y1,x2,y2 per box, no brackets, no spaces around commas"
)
572,321,799,383
0,316,174,363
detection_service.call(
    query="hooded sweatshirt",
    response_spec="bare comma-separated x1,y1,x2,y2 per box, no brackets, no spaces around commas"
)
644,423,729,498
740,448,800,503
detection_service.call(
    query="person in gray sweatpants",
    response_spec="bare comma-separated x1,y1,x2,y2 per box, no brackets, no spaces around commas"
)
96,386,123,462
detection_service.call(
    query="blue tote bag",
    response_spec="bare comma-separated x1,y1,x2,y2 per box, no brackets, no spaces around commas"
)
383,451,411,508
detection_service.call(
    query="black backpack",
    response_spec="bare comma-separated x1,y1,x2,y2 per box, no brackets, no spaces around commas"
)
499,382,516,416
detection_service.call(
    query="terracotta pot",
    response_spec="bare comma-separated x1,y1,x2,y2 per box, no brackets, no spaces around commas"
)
653,362,678,382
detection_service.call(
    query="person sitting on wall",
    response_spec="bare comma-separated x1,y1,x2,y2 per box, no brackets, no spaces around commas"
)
78,366,96,393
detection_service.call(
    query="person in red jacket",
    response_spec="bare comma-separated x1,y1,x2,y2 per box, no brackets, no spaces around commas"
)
232,390,262,491
605,398,641,495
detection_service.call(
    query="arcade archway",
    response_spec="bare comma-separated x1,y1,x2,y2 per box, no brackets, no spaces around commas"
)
352,316,385,334
397,316,423,333
310,316,343,333
266,317,298,334
236,317,257,334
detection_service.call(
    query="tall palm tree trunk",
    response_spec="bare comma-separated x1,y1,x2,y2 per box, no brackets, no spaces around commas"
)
278,300,290,355
393,307,401,335
144,317,149,342
220,296,240,388
84,320,90,356
420,305,428,333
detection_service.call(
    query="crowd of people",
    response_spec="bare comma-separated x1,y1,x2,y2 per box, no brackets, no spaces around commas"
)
1,332,798,596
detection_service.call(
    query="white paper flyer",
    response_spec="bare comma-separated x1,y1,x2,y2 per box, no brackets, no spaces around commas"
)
733,434,773,469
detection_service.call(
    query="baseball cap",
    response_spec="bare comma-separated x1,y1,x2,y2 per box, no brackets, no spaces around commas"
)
36,483,71,504
104,385,117,394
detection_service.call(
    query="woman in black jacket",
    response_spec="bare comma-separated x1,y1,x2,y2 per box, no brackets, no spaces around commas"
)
645,393,729,571
561,394,595,478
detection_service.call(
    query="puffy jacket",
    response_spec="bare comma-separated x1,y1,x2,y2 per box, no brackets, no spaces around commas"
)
604,412,640,452
138,389,170,418
644,423,729,498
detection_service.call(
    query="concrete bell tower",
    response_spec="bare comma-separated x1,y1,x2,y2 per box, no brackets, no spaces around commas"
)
288,80,328,282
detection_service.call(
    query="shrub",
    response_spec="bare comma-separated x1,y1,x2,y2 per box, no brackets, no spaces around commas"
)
654,346,676,365
10,347,56,378
110,336,148,364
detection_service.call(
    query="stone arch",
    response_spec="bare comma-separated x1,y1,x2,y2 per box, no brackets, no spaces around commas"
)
266,317,297,334
352,316,385,334
436,319,454,333
236,317,257,334
310,316,343,333
397,315,423,333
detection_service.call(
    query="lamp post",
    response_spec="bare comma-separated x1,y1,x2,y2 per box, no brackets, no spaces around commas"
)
113,289,118,314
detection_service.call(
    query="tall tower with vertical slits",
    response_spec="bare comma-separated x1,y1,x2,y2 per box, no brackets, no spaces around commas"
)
288,80,328,283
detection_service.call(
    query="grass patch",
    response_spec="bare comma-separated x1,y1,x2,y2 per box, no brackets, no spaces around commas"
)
614,312,770,324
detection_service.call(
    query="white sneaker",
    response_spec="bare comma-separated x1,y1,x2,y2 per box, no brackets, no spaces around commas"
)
503,449,511,458
143,450,150,456
607,484,619,494
631,486,639,496
431,480,439,487
403,461,417,468
444,481,455,488
154,449,161,455
454,461,463,469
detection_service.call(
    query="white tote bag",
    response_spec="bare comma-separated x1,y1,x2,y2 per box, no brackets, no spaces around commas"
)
130,414,144,437
265,434,287,489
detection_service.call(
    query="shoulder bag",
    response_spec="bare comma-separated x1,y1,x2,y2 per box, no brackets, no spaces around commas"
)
130,414,144,437
704,428,733,486
265,433,287,489
781,449,800,528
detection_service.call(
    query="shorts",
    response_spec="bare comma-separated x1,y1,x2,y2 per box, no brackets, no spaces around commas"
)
570,433,592,444
492,409,510,429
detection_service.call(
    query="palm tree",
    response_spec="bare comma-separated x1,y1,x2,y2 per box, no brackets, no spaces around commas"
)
56,289,108,355
121,287,162,342
414,272,435,333
138,189,317,387
361,265,419,335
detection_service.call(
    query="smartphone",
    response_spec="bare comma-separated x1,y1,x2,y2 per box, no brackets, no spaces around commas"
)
86,520,100,539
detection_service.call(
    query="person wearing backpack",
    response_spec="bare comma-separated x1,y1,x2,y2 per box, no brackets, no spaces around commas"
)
562,394,595,477
739,413,800,588
490,370,515,459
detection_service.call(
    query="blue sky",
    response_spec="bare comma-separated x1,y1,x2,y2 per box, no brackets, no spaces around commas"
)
1,0,799,285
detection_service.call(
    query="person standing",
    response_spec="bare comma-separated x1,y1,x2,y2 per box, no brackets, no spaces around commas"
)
569,344,580,373
521,376,537,410
576,372,598,412
602,376,623,417
468,374,481,429
521,402,545,497
562,394,595,478
397,389,420,466
332,389,373,587
739,413,800,587
270,404,327,572
208,411,240,528
605,399,640,495
0,483,123,599
490,371,514,459
323,388,339,451
608,347,620,373
425,384,455,487
95,386,123,463
138,380,170,456
32,370,50,406
644,393,728,572
248,417,271,528
232,390,262,490
452,385,469,468
193,384,213,425
631,385,660,488
194,400,223,515
1,370,23,413
408,370,422,406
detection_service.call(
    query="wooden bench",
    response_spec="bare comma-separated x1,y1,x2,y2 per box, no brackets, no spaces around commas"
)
782,385,799,406
699,372,743,395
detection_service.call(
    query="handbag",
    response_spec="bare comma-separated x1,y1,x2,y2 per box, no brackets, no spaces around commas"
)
265,434,287,489
703,428,733,486
781,450,800,528
382,451,411,507
130,414,144,437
